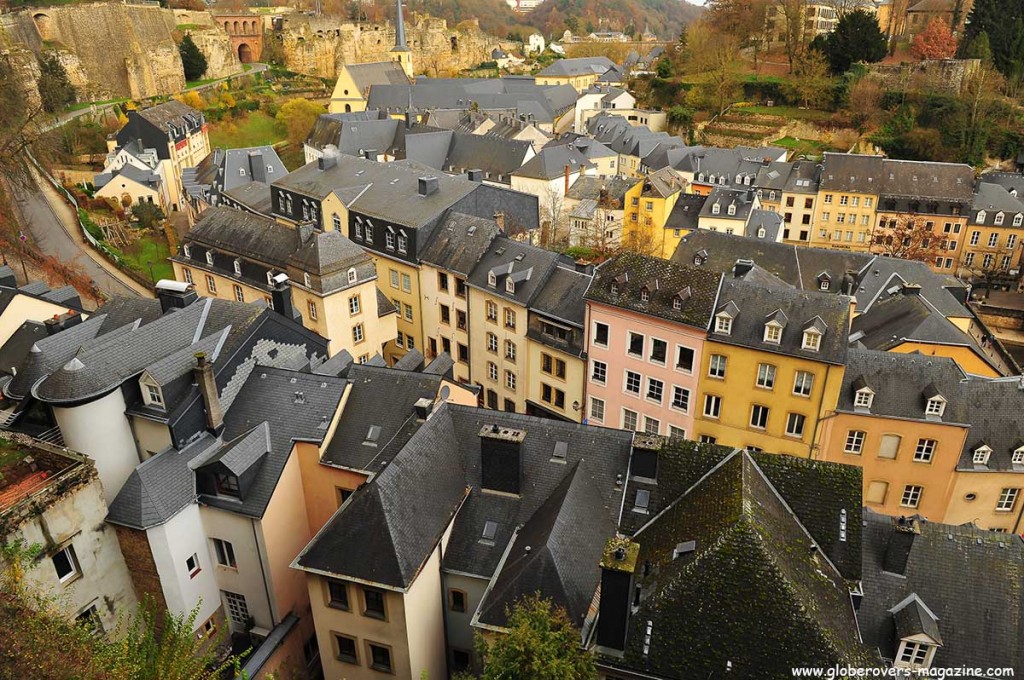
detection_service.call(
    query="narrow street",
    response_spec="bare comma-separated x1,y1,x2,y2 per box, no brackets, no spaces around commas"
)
12,165,152,299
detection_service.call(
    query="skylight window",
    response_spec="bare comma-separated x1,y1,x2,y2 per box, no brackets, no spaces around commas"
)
364,425,382,446
633,489,650,512
552,441,568,461
481,520,498,542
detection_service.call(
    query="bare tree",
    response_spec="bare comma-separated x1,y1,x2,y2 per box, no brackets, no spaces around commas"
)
826,0,871,21
883,0,911,54
773,0,810,68
870,214,945,262
963,247,1019,297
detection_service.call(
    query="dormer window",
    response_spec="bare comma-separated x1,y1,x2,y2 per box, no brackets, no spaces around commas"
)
140,375,164,408
266,271,275,286
820,279,829,290
977,210,987,223
1013,447,1024,465
610,282,618,295
505,277,515,294
994,212,1005,226
183,244,191,259
206,250,214,266
973,445,992,465
239,167,246,176
764,322,782,344
802,329,821,351
712,203,721,216
896,640,935,670
214,472,240,498
347,267,357,284
715,313,732,335
304,272,312,288
673,298,681,310
727,203,736,216
641,288,650,302
693,255,704,265
854,387,874,409
925,396,946,417
757,227,766,238
1015,214,1023,227
233,259,241,276
488,271,497,287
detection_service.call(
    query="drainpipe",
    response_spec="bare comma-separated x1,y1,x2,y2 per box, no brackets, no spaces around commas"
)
808,363,833,460
251,518,278,628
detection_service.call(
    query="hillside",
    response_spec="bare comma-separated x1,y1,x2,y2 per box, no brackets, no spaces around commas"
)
407,0,702,42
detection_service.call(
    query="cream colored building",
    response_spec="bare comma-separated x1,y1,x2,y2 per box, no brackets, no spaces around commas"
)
171,206,397,360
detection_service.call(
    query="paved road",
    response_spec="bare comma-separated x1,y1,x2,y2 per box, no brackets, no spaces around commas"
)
13,165,152,299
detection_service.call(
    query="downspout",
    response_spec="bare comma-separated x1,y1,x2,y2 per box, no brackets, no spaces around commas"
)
251,518,278,627
809,363,832,460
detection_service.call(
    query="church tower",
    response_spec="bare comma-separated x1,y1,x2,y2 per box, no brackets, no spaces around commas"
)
391,0,414,80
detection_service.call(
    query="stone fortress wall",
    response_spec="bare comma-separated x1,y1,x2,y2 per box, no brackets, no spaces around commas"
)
277,12,513,79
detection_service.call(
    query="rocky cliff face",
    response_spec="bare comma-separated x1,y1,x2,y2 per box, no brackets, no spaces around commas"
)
0,4,241,102
279,13,508,79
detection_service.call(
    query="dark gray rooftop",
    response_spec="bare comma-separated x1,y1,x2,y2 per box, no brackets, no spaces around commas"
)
418,212,502,275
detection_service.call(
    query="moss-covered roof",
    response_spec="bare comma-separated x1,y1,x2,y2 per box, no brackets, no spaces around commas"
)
605,448,874,678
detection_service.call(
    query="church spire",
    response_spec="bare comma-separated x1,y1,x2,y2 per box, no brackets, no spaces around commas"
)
392,0,409,52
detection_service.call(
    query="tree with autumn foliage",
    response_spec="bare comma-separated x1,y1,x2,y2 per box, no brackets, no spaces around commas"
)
870,214,945,262
911,18,958,60
475,594,596,680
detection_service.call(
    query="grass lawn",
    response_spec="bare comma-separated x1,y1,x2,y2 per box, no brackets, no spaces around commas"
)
736,105,832,121
773,136,831,157
66,98,126,112
208,111,286,149
119,234,173,282
185,77,221,89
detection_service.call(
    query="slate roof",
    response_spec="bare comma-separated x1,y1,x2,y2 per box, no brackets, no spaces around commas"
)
746,209,783,241
957,378,1024,471
972,182,1024,227
859,510,1024,669
606,450,871,678
512,145,594,181
466,235,559,307
849,293,989,365
711,277,851,365
700,187,758,222
345,61,412,94
836,349,967,421
528,265,591,328
297,403,634,630
184,146,287,202
664,194,706,232
565,176,638,205
0,321,47,378
304,110,388,151
820,153,885,194
418,212,502,275
879,159,973,203
319,364,446,472
536,56,616,77
586,252,723,330
979,171,1024,197
850,257,969,319
222,182,274,215
95,163,161,191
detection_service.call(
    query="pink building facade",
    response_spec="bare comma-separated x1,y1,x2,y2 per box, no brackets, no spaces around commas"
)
582,252,723,439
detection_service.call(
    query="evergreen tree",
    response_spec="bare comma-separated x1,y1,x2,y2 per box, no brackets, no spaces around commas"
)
821,10,888,74
960,30,993,63
37,52,76,113
961,0,1024,79
179,33,207,82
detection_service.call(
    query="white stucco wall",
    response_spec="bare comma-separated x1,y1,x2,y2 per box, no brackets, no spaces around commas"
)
147,504,222,630
405,522,452,680
130,415,173,461
199,505,275,632
53,389,140,504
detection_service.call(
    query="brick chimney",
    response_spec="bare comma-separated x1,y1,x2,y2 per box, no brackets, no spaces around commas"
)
478,424,526,495
193,352,224,435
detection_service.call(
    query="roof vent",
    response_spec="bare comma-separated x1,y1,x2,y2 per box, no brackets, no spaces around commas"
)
672,540,696,559
294,391,305,404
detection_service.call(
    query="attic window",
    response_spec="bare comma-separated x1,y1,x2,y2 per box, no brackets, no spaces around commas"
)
727,203,736,216
757,227,766,238
214,473,240,498
1013,447,1024,465
233,259,242,276
925,396,946,417
206,251,214,266
977,210,987,223
973,445,991,466
363,425,382,447
714,313,732,336
552,441,568,461
488,271,497,287
347,268,357,284
266,271,275,286
141,375,164,408
712,203,721,216
801,329,821,352
820,279,830,291
304,272,312,288
481,520,498,543
764,322,782,344
693,255,704,265
183,244,192,258
895,640,935,670
632,489,650,513
854,387,874,409
640,288,650,302
239,167,246,177
505,277,515,294
672,297,682,310
610,282,619,295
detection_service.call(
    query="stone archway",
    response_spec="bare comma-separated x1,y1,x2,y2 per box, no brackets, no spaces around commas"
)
33,12,56,42
238,43,253,63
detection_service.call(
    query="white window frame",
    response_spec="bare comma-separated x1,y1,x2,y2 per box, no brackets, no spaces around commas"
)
801,330,821,351
854,388,874,409
708,354,727,379
785,412,805,438
764,322,782,343
844,430,865,454
755,363,776,390
900,485,923,508
793,371,813,397
714,314,732,335
925,397,946,417
914,439,936,463
703,394,721,419
973,446,991,465
996,487,1019,512
750,404,769,430
52,544,81,584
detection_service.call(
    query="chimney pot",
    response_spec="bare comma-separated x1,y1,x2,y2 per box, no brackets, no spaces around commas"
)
193,352,224,435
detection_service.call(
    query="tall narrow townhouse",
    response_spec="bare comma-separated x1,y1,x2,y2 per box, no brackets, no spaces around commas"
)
958,181,1024,285
874,159,974,275
418,213,502,383
524,264,593,423
466,236,559,414
812,153,884,251
755,159,821,245
622,167,687,257
693,276,851,456
583,252,723,438
171,206,397,359
818,349,969,522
